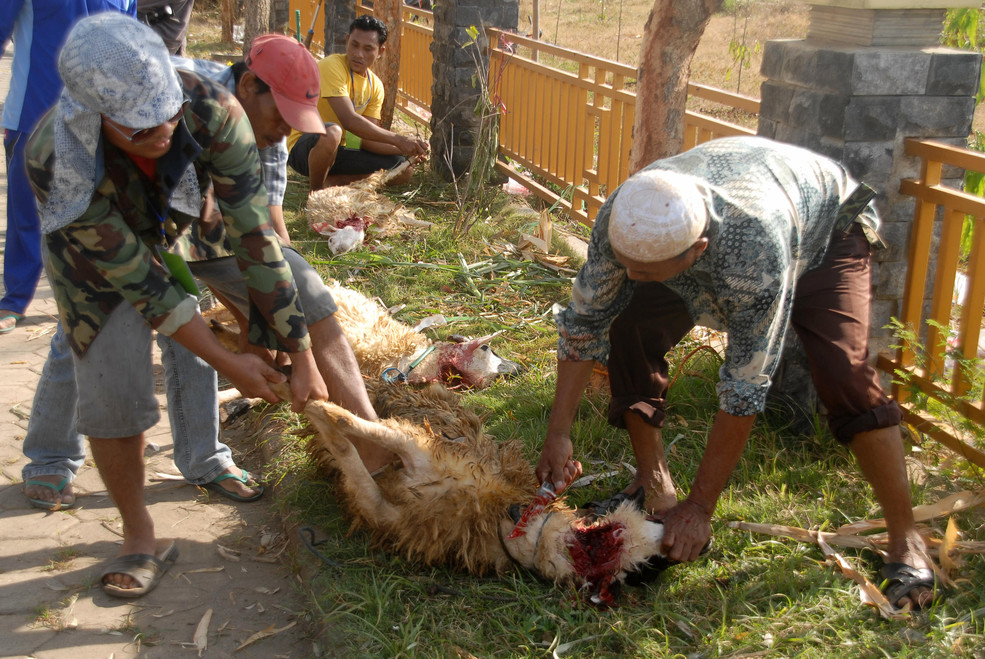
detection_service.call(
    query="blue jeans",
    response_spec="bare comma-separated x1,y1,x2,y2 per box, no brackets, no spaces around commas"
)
2,129,43,314
21,320,233,485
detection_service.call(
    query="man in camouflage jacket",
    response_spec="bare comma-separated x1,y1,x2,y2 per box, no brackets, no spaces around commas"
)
25,14,326,597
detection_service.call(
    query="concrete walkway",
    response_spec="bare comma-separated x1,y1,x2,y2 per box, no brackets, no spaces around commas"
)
0,51,313,658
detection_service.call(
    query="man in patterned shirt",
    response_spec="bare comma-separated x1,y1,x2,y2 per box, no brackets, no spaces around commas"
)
536,136,936,610
25,14,331,597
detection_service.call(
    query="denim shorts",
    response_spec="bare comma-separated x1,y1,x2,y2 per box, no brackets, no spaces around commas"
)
74,303,161,438
188,247,337,324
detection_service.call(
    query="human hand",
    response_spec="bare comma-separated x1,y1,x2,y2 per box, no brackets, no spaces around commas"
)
238,333,276,366
535,432,582,493
285,350,328,413
220,353,286,405
398,134,428,158
657,499,712,563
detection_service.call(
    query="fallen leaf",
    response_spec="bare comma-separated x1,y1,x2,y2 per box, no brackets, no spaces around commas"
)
940,516,962,573
234,621,297,652
217,544,241,561
836,489,984,534
193,608,212,657
818,533,904,620
179,567,225,575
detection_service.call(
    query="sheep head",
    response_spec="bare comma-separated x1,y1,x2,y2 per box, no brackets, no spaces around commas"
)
397,333,522,388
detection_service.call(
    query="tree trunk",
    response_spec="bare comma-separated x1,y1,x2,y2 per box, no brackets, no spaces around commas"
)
376,0,402,129
222,0,235,43
243,0,273,57
628,0,722,174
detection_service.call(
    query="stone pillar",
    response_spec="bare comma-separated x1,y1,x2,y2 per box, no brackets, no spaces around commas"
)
430,0,518,179
324,0,356,55
758,0,980,422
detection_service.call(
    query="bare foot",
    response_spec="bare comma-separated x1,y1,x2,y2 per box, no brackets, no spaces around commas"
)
24,475,75,509
625,479,677,515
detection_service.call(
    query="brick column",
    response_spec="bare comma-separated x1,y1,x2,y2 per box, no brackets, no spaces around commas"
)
757,1,980,420
430,0,518,179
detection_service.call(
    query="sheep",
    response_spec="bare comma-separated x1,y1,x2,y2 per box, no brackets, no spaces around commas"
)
289,380,669,606
326,282,521,388
205,283,521,389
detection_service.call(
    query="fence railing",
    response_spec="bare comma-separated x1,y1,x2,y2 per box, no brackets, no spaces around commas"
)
488,29,758,226
356,6,758,226
876,138,985,468
395,4,433,125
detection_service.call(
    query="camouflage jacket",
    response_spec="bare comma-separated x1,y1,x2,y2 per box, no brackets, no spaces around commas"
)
26,70,311,356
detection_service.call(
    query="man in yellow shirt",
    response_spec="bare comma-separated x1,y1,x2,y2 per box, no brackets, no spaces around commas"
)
287,15,428,191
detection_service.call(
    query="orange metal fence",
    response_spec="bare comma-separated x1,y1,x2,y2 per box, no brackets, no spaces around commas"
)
488,29,759,226
876,138,985,468
395,5,433,125
352,8,757,227
288,0,325,52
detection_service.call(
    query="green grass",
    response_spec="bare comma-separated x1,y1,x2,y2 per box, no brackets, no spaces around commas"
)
258,162,985,658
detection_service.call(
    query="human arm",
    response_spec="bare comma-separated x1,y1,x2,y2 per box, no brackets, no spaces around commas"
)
326,96,427,157
535,359,594,491
171,312,286,404
259,141,290,244
189,76,310,354
659,410,756,562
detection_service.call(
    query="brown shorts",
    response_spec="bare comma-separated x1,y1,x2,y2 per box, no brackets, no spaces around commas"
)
606,224,901,443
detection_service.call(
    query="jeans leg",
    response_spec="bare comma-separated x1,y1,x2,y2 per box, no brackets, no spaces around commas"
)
157,333,232,484
22,322,85,482
2,130,43,313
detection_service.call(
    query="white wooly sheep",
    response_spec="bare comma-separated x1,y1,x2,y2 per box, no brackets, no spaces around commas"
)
328,282,521,389
274,379,669,607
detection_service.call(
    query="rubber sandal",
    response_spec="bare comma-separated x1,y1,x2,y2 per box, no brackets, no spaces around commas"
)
880,562,941,610
201,468,265,502
0,312,23,335
101,541,178,599
25,477,76,511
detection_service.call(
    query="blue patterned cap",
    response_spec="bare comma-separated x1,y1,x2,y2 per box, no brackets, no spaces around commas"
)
58,12,183,128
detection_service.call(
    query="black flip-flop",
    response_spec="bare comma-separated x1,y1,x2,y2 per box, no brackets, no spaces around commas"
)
101,541,178,599
880,562,941,609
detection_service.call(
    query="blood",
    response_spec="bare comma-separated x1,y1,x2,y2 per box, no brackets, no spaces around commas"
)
565,521,626,607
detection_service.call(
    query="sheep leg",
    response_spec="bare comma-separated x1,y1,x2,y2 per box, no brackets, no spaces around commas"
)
304,401,411,527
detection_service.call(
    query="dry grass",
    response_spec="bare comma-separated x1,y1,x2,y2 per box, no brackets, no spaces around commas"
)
518,0,809,98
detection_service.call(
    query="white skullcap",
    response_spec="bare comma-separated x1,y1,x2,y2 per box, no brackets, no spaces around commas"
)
608,169,709,262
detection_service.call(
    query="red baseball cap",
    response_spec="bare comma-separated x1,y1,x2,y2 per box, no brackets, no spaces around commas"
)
245,34,326,135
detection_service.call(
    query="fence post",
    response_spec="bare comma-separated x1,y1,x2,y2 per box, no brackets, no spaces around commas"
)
429,0,518,179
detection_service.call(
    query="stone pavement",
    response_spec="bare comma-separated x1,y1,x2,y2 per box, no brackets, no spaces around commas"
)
0,50,316,658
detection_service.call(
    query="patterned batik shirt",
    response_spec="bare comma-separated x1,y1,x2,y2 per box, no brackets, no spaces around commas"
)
26,70,310,357
555,136,880,417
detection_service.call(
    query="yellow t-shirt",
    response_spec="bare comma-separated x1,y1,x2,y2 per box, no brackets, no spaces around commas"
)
287,53,385,150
